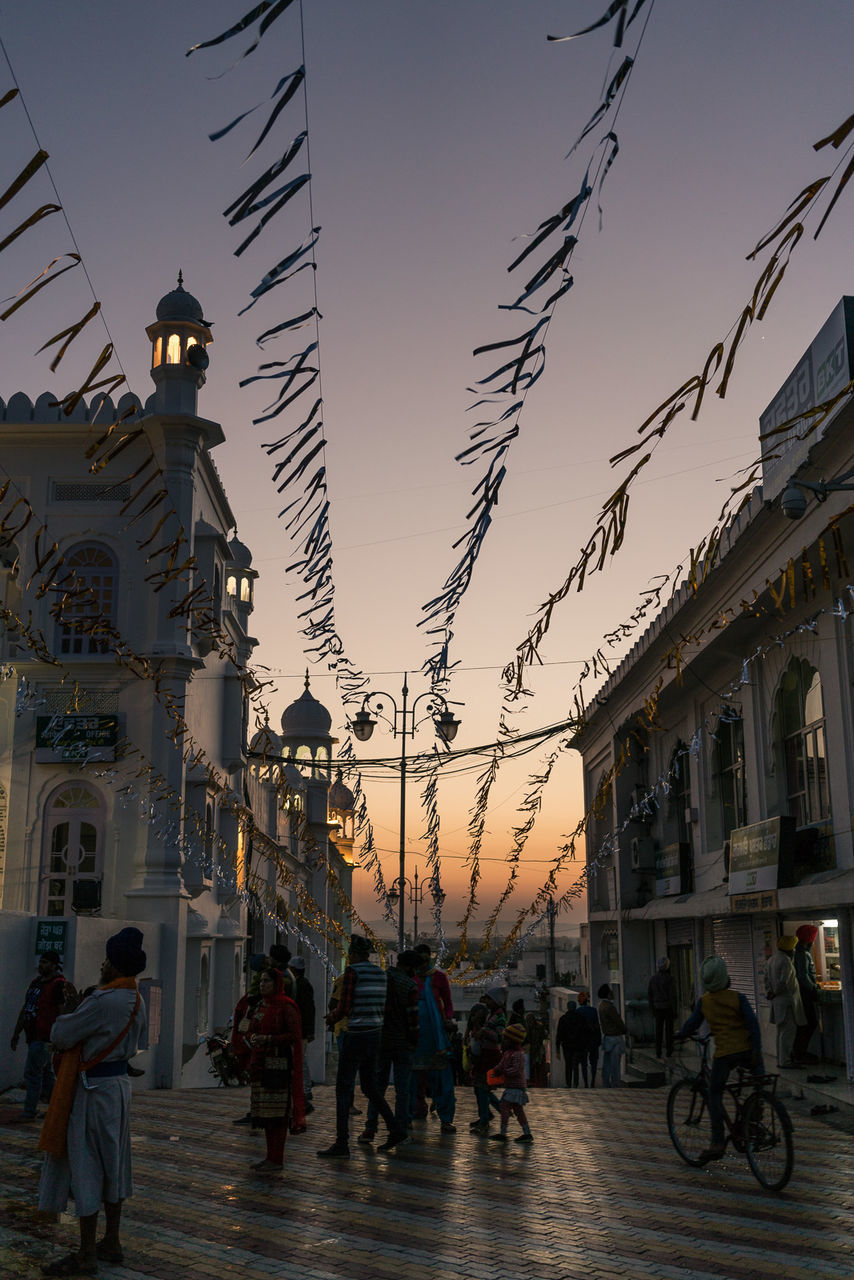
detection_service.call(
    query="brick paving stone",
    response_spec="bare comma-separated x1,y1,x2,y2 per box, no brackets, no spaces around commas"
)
1,1085,852,1279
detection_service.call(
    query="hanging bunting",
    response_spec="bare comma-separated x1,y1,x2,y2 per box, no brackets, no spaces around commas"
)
547,0,651,49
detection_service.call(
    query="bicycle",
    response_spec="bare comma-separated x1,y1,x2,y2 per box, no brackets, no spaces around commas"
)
666,1034,794,1191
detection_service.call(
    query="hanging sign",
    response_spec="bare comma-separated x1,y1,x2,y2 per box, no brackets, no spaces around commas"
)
728,816,793,895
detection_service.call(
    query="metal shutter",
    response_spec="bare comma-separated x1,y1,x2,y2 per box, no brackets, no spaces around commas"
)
712,916,755,1004
666,919,694,947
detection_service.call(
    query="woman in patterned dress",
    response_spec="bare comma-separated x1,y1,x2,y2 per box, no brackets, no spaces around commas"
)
248,968,302,1173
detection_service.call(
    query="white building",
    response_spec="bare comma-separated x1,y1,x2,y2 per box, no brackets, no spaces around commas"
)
0,279,351,1090
575,298,854,1081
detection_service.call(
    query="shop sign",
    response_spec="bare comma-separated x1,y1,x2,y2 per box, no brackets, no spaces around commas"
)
35,918,68,962
655,842,684,896
759,295,854,500
35,714,119,763
729,816,793,894
731,890,778,915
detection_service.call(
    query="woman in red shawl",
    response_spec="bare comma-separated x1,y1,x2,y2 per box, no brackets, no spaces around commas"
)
247,969,302,1172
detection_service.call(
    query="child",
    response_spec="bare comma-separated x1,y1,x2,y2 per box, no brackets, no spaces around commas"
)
489,1022,533,1143
466,1001,504,1134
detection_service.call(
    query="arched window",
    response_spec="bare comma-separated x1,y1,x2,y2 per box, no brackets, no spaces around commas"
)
240,576,252,604
775,658,829,826
713,707,746,841
41,783,104,915
152,336,163,366
166,333,181,364
57,544,117,656
667,743,693,853
226,573,238,599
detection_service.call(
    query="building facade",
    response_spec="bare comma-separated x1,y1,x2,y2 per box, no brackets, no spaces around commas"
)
0,280,350,1090
576,299,854,1081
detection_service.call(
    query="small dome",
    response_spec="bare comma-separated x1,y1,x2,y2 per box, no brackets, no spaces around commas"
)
281,674,332,740
329,770,355,812
228,535,252,567
155,272,206,324
250,723,282,756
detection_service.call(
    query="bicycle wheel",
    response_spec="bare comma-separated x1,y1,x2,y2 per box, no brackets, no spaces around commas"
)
743,1091,794,1191
667,1080,711,1166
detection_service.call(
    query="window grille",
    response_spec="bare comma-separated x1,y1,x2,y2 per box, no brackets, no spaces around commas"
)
53,481,131,502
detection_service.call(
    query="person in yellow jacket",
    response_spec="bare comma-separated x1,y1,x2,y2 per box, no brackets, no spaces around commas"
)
675,955,764,1163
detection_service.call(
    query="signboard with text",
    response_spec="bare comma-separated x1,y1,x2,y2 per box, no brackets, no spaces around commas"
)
760,296,854,501
728,817,794,895
35,714,119,763
655,843,682,897
35,919,68,962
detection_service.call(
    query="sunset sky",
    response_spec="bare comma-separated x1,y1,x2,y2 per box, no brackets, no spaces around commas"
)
2,1,854,939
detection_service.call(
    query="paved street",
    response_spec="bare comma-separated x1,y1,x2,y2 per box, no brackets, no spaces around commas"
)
1,1083,852,1280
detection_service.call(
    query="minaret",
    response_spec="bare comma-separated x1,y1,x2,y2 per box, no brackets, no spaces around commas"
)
145,271,213,415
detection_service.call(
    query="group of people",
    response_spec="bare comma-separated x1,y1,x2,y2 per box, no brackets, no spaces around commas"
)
317,937,468,1157
554,985,628,1088
765,926,821,1068
9,925,828,1273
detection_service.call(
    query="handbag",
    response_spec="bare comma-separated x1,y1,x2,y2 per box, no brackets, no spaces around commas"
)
486,1068,505,1087
260,1054,290,1090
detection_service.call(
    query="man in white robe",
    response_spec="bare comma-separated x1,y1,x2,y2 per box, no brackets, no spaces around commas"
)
39,927,147,1278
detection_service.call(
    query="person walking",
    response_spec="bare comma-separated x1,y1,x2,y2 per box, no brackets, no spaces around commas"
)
575,991,601,1087
792,924,821,1065
555,1000,584,1087
290,957,316,1111
359,949,419,1145
765,935,805,1068
675,955,764,1163
488,1023,533,1144
317,936,407,1160
467,992,505,1134
525,1012,548,1087
412,944,457,1133
246,968,302,1174
597,984,627,1088
38,928,147,1277
647,957,676,1059
10,950,70,1123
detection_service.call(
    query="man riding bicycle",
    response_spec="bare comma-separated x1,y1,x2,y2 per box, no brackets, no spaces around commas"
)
675,955,764,1163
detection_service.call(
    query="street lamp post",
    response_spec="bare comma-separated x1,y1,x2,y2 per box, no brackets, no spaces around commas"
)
387,867,446,947
349,673,460,952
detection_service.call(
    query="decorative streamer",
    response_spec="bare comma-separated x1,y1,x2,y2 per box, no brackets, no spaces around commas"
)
193,9,369,711
419,12,653,690
501,113,854,699
419,765,448,962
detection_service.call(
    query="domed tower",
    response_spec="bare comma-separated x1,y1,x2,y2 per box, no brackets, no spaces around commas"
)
226,533,257,624
146,272,213,415
328,769,355,866
280,673,337,828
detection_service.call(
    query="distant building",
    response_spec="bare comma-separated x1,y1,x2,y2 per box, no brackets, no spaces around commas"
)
575,299,854,1079
0,280,350,1090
